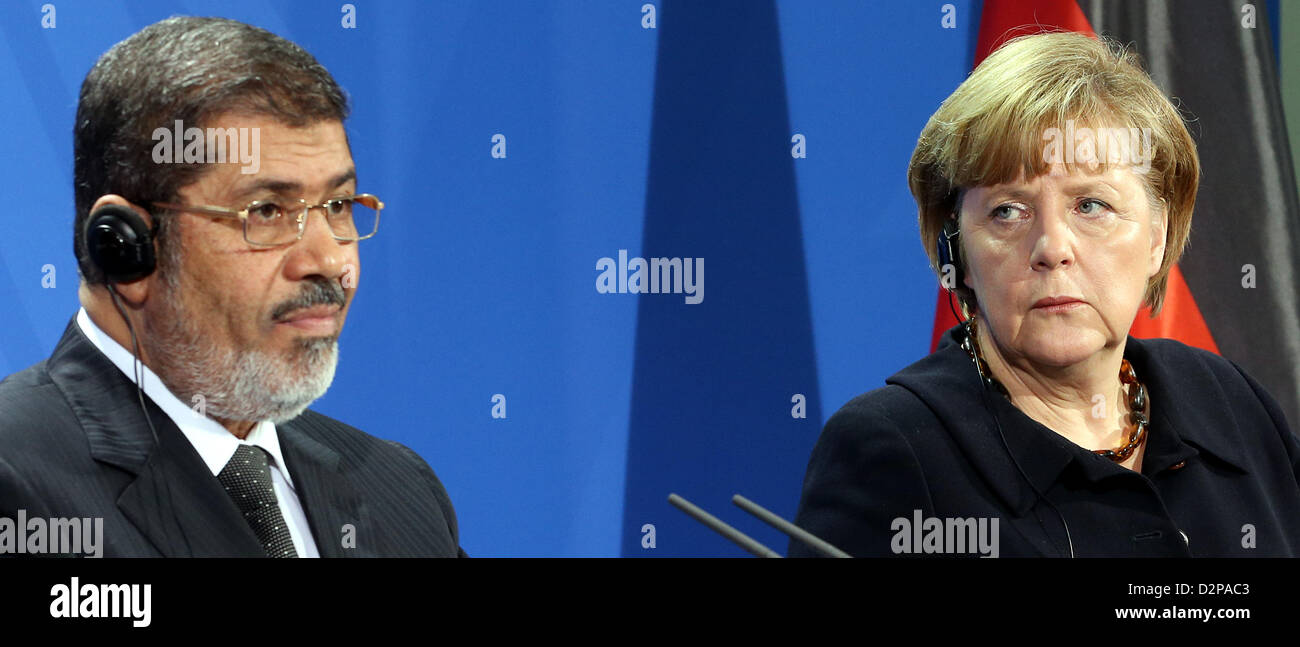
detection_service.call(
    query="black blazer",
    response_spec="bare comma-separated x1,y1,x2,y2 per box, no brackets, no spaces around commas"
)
0,318,466,557
791,324,1300,557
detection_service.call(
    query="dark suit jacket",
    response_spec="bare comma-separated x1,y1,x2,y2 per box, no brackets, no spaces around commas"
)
0,318,466,557
791,324,1300,557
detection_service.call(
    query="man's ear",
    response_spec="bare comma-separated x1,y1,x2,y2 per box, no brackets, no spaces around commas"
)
87,194,156,304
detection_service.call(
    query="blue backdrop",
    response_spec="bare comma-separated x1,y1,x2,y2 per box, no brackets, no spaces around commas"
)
0,0,981,556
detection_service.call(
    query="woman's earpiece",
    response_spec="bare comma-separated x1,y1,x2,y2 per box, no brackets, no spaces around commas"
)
936,215,964,290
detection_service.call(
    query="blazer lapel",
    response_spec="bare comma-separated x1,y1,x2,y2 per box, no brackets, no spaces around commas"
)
47,318,266,557
277,421,365,558
114,415,267,557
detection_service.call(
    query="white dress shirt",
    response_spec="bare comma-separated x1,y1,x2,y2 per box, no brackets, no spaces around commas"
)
77,307,320,557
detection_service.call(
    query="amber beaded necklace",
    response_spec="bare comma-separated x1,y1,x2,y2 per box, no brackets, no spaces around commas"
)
960,317,1149,462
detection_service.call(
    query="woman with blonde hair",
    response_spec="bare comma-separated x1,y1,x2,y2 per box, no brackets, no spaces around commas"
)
790,32,1300,557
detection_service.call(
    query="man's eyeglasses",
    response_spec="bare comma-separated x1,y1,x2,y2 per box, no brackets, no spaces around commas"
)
152,194,384,247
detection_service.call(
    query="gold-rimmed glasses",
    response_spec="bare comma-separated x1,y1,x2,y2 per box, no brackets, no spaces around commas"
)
152,194,384,246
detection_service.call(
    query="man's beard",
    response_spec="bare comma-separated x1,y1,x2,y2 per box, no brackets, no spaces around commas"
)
142,278,342,424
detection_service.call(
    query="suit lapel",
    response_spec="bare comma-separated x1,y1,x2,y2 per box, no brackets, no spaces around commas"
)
47,318,266,557
277,421,365,558
115,425,267,557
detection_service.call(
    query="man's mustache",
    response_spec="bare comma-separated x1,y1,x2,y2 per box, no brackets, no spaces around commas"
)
271,279,346,321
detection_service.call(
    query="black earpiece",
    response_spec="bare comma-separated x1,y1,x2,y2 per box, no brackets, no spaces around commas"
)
936,216,964,291
84,203,156,283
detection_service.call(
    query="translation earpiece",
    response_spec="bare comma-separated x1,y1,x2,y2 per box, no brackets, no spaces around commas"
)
936,216,964,291
84,203,156,283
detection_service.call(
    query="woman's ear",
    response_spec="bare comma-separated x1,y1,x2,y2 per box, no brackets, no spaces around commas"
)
1148,198,1169,278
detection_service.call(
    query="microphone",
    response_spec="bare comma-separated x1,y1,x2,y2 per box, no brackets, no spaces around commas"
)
667,493,850,558
668,493,781,557
730,494,850,558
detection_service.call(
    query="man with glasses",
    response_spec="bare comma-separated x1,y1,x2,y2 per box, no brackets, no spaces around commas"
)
0,17,465,557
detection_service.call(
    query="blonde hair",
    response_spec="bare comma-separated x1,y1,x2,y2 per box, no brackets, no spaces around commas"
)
907,31,1199,316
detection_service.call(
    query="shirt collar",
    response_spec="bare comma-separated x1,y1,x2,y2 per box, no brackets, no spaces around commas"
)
75,307,294,487
886,324,1249,515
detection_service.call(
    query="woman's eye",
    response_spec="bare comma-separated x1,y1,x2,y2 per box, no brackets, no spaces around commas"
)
991,205,1025,221
1078,198,1109,215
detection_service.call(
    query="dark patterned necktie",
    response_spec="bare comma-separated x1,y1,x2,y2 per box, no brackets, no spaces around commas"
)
217,445,298,558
